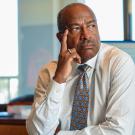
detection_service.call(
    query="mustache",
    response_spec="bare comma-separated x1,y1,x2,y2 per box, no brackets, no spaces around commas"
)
79,39,96,46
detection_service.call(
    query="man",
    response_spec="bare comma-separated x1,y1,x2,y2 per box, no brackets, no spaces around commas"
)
26,3,135,135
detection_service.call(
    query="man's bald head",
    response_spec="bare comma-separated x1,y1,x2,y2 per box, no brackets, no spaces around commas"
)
57,3,96,32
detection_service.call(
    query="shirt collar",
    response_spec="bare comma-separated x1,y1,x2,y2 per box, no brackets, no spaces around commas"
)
72,52,98,73
84,53,98,69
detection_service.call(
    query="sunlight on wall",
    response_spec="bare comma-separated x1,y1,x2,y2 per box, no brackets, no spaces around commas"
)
78,0,124,41
0,0,18,103
0,0,18,76
132,0,135,40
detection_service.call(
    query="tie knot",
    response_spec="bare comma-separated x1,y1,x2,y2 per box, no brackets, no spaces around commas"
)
78,64,90,72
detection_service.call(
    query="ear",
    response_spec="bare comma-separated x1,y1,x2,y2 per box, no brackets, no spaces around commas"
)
56,32,63,42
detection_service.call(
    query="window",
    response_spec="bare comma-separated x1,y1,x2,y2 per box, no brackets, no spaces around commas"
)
78,0,124,41
132,0,135,40
0,0,18,104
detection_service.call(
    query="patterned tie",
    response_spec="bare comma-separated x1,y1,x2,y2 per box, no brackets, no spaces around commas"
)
70,64,90,130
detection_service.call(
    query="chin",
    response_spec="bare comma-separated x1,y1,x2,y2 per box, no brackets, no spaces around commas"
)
81,52,99,63
80,52,96,63
81,58,89,63
81,56,93,63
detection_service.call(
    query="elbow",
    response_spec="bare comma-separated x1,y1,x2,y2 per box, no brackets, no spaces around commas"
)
26,117,33,135
100,116,133,135
26,113,38,135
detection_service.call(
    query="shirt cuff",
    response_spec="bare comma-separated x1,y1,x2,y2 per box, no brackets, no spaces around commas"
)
48,80,66,102
57,130,74,135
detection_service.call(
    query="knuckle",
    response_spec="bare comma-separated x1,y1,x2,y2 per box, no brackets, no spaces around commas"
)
72,48,77,52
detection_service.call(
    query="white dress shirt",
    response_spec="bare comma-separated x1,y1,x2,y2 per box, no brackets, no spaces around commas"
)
26,43,135,135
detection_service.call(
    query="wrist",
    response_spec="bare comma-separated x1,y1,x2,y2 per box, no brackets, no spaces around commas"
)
53,74,66,84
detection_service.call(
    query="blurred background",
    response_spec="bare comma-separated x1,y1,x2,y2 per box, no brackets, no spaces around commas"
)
0,0,135,104
0,0,135,134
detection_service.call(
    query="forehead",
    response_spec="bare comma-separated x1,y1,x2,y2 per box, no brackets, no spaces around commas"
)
67,16,95,25
61,5,95,25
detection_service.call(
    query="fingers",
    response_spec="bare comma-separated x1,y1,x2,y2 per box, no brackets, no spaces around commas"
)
59,29,81,64
67,49,72,54
67,48,81,64
60,29,68,53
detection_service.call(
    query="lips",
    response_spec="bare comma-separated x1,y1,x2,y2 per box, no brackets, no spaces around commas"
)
80,44,94,50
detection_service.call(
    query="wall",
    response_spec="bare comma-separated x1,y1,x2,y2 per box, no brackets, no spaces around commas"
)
19,0,53,96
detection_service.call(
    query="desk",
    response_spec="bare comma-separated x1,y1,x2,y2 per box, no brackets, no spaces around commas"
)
0,113,28,135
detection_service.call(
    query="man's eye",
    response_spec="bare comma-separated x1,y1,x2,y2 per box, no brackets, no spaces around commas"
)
88,24,96,29
71,27,81,32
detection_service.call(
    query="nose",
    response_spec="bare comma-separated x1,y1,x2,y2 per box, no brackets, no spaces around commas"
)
80,26,90,40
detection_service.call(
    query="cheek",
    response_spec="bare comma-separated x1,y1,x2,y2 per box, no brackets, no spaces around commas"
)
67,35,80,49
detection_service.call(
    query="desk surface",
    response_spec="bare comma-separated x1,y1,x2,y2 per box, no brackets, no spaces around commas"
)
0,105,30,135
0,114,28,135
0,113,26,125
0,105,31,124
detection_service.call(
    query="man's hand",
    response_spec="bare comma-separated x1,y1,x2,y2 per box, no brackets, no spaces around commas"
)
53,29,81,83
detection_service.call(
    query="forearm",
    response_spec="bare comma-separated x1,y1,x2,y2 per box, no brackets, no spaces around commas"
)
26,100,60,135
57,118,134,135
26,80,65,135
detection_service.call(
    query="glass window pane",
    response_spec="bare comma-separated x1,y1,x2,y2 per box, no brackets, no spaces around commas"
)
78,0,124,41
10,78,18,99
0,0,18,76
132,0,135,40
0,79,9,104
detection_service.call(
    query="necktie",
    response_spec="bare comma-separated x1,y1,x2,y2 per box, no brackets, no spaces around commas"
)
70,64,90,130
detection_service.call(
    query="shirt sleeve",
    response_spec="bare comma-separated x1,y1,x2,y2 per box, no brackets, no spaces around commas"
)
57,53,135,135
26,63,66,135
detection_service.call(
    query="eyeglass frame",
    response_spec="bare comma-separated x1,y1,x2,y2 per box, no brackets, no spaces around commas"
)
64,19,98,34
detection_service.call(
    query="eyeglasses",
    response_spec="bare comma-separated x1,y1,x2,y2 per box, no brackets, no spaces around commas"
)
66,22,97,34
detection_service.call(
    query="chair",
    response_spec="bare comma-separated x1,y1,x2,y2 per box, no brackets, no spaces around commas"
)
8,94,34,105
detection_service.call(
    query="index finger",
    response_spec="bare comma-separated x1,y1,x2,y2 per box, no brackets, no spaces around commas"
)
60,29,68,53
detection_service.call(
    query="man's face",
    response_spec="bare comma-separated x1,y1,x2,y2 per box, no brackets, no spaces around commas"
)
58,5,101,63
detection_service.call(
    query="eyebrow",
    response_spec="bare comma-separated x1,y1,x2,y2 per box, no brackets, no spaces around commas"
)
67,19,97,27
86,20,97,24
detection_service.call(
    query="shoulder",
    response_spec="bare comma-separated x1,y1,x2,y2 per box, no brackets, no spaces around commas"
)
96,43,135,72
99,43,134,64
100,43,128,57
38,61,58,79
